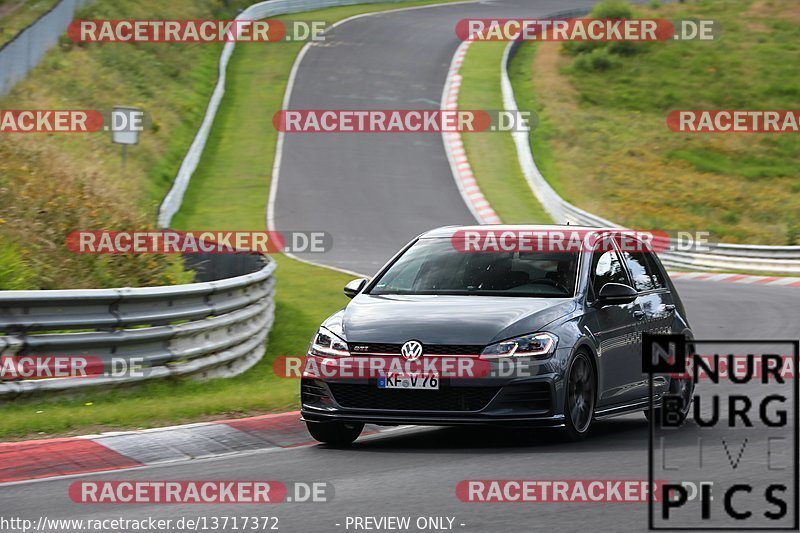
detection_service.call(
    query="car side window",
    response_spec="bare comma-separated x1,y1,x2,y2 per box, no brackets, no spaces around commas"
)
643,252,668,289
621,250,665,292
590,249,628,298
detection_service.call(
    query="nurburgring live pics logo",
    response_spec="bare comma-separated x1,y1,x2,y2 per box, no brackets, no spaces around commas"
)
643,334,799,530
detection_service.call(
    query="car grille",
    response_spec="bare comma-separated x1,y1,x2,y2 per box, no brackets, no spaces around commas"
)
494,382,552,411
301,380,330,406
348,343,484,356
327,383,499,411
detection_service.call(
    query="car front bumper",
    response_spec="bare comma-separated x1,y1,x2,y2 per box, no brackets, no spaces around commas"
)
300,372,566,428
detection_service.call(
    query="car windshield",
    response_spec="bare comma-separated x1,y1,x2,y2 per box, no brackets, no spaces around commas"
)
370,238,579,297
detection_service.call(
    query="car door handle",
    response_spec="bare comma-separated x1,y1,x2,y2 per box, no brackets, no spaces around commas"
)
664,304,676,313
633,311,645,320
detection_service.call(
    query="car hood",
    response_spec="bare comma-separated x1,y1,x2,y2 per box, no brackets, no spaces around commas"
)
342,294,576,346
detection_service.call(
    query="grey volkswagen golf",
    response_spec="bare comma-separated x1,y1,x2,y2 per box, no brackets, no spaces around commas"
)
301,225,694,445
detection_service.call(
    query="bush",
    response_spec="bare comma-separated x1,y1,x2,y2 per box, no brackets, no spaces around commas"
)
565,40,641,58
608,40,640,56
562,40,604,57
590,0,634,19
563,1,642,62
573,47,619,71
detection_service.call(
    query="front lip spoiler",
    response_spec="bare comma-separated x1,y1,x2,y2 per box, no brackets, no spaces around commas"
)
301,409,565,428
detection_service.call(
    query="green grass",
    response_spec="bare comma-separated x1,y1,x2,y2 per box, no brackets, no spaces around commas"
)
457,41,551,224
0,0,467,440
0,0,250,289
506,0,800,245
0,0,59,47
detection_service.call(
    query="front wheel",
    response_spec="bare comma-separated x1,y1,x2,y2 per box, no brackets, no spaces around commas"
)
562,351,596,441
306,421,364,447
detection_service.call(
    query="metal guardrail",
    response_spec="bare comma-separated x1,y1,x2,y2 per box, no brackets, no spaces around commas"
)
500,8,800,273
158,0,420,227
0,255,276,398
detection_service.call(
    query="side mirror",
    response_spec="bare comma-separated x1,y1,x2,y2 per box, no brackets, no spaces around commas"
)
343,278,368,299
596,282,638,305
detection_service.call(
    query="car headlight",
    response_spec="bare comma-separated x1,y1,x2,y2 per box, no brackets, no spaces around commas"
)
480,332,557,359
308,327,350,357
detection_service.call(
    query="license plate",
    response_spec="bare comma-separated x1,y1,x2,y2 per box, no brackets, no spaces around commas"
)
378,373,439,390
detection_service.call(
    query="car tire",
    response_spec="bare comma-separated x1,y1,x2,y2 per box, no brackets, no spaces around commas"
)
562,351,596,441
645,375,694,426
306,421,364,447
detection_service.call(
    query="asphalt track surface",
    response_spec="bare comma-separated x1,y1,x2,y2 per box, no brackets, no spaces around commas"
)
2,1,797,531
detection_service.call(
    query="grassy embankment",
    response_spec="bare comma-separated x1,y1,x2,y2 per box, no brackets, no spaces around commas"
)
506,0,800,244
0,0,60,47
0,0,256,289
0,0,465,440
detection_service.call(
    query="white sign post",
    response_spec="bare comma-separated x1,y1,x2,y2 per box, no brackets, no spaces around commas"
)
111,106,144,168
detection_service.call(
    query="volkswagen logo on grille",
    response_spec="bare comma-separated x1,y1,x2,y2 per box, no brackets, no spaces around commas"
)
400,340,423,361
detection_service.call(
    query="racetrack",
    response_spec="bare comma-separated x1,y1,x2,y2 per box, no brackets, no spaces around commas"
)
271,0,595,274
1,1,797,531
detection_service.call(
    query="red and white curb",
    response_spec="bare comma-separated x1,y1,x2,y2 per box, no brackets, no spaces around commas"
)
0,412,384,484
668,271,800,287
441,40,502,225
